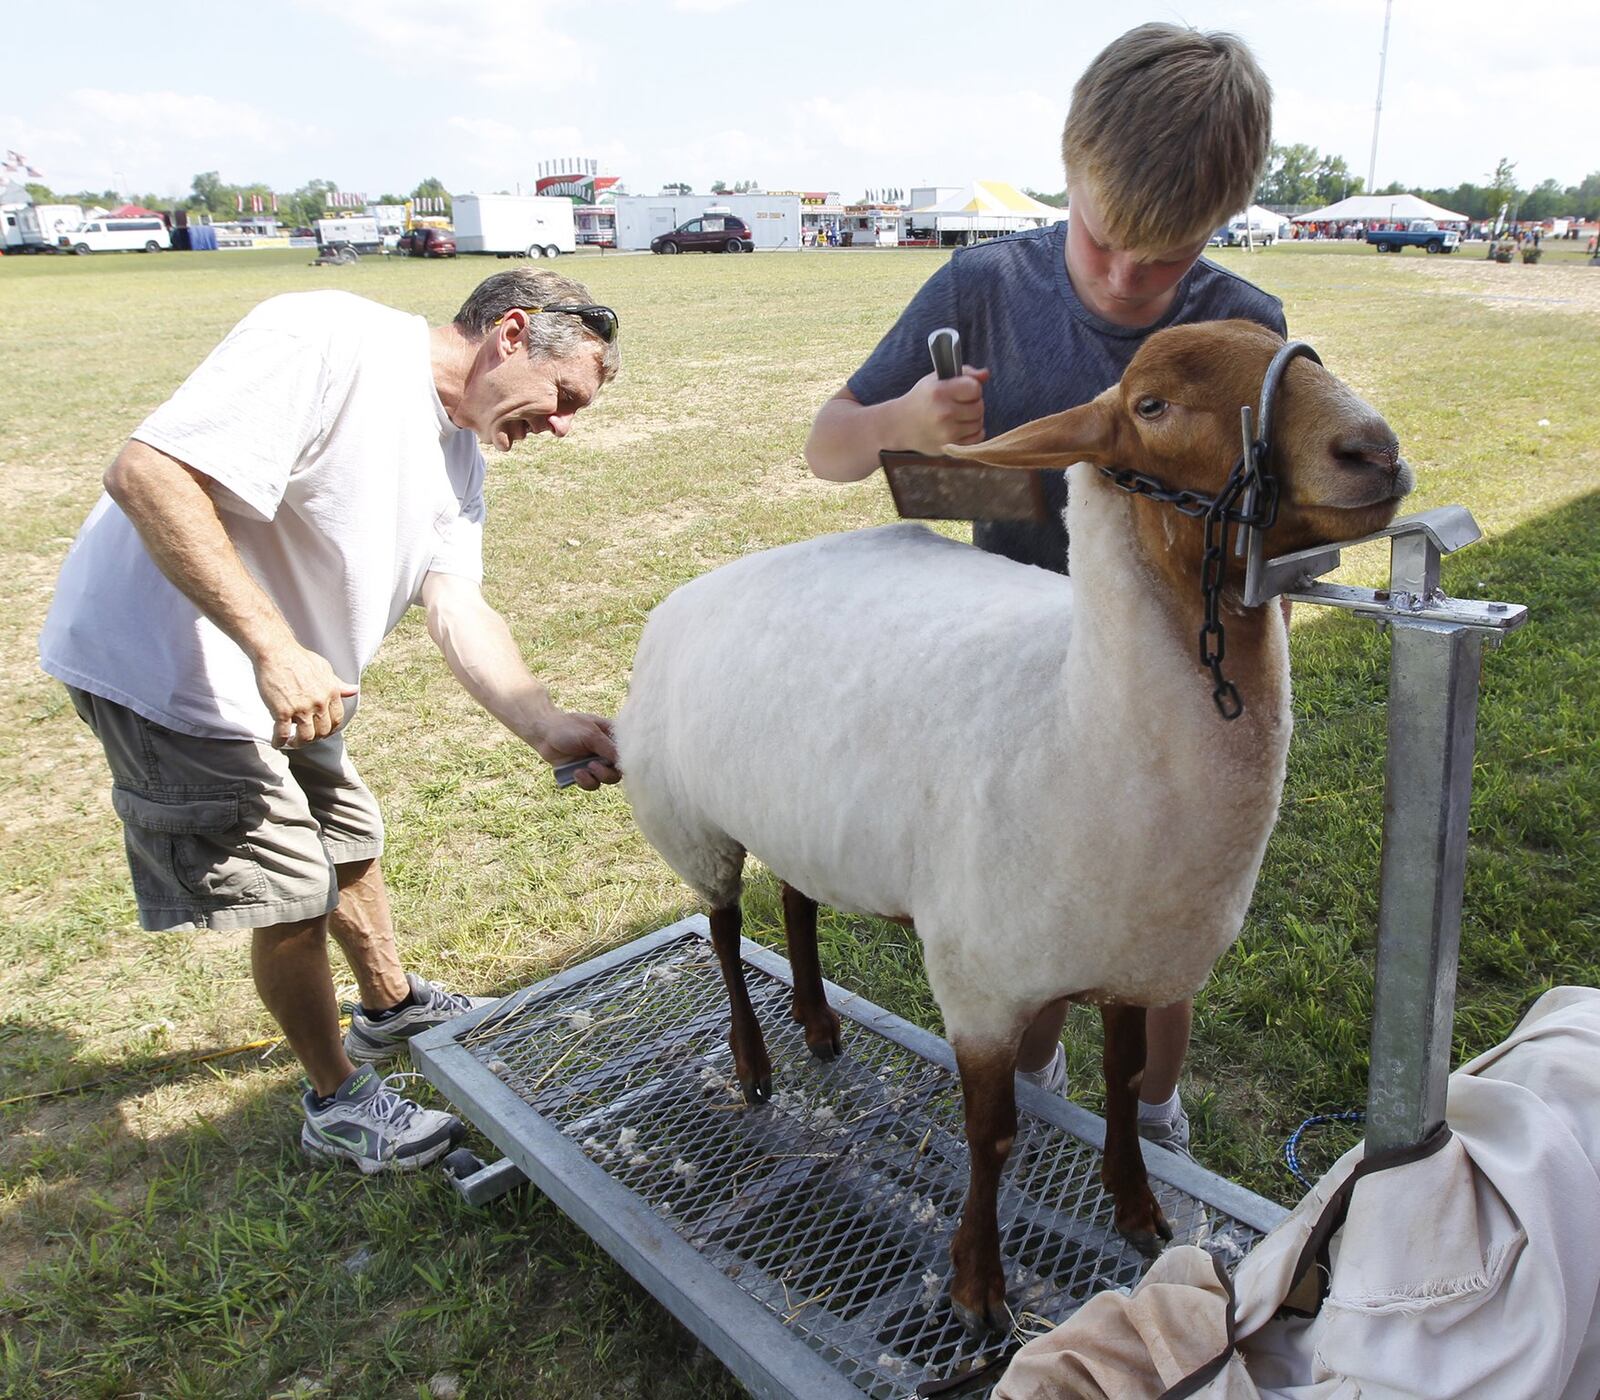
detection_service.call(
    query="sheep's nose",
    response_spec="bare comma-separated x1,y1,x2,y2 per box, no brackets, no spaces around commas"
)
1330,425,1401,474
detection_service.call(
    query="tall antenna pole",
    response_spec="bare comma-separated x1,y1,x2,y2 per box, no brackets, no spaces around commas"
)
1367,0,1394,191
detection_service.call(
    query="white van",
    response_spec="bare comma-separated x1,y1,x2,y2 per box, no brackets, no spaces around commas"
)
61,216,170,254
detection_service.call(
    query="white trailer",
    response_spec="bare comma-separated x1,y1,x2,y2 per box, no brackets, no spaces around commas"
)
3,203,85,251
452,194,575,258
613,193,803,251
314,216,383,258
365,204,406,249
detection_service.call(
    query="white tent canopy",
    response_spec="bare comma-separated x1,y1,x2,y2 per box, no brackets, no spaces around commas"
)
1231,203,1288,229
1293,193,1469,224
909,181,1065,232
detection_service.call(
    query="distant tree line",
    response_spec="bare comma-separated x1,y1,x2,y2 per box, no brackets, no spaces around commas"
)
28,152,1600,226
1028,147,1599,221
22,172,454,224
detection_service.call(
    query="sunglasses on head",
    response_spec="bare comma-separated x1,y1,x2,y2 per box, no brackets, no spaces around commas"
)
493,303,619,344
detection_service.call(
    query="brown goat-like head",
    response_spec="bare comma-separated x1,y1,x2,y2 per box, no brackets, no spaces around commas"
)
946,320,1412,588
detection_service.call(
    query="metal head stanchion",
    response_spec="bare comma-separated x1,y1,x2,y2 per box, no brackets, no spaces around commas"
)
1242,508,1528,1153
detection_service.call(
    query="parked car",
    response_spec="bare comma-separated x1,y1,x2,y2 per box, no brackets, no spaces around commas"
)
651,212,754,254
1208,226,1228,247
396,226,457,258
61,216,170,255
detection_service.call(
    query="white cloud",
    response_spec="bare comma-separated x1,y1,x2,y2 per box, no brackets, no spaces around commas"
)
674,0,748,11
3,90,319,195
306,0,589,88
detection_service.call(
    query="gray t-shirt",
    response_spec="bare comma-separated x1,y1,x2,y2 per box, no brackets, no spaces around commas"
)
847,222,1287,571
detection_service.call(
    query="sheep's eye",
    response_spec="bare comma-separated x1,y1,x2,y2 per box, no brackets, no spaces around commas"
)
1135,396,1168,420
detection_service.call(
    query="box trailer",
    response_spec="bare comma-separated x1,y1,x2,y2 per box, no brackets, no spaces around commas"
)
452,194,575,258
4,203,85,251
365,204,406,249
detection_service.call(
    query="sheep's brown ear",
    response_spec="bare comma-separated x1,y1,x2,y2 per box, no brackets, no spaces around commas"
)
944,397,1118,470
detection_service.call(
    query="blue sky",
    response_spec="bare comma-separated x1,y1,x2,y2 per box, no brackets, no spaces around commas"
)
7,0,1596,202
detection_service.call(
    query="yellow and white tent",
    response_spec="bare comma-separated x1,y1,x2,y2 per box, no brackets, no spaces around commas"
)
909,181,1066,236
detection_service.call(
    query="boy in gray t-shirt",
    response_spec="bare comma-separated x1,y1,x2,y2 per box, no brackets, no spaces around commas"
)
805,24,1282,1157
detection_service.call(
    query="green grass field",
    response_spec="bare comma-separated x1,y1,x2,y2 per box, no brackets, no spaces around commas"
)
1,241,1595,1398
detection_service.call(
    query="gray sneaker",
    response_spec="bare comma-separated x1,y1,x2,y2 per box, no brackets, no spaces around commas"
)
1137,1104,1195,1160
1017,1043,1068,1096
301,1065,463,1174
344,973,495,1065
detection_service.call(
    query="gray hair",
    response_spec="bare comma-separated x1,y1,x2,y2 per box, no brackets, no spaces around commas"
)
453,267,620,381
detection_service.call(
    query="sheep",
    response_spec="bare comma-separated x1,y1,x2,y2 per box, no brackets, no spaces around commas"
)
615,319,1412,1336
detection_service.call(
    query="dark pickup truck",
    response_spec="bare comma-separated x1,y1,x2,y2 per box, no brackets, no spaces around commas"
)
1365,220,1460,254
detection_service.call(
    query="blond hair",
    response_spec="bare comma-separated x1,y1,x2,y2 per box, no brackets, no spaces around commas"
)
1062,24,1272,251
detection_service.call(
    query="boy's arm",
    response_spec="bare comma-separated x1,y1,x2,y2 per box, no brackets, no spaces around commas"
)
804,368,990,482
806,259,987,482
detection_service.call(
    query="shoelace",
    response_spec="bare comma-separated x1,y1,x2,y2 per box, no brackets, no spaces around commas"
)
363,1070,427,1134
423,984,476,1015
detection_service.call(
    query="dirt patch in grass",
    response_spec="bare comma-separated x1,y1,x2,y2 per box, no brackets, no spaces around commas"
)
1408,257,1600,315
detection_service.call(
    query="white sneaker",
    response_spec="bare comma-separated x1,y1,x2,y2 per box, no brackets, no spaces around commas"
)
1137,1103,1195,1160
1017,1044,1068,1096
301,1065,463,1174
344,973,495,1064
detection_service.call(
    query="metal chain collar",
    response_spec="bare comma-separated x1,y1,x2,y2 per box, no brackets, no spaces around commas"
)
1098,340,1323,720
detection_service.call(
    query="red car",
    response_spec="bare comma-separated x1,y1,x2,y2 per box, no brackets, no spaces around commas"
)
396,227,456,258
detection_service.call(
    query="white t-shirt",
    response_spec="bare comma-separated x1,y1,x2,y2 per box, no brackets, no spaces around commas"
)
40,290,486,741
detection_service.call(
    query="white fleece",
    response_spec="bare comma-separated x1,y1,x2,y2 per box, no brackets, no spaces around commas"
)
617,463,1291,1048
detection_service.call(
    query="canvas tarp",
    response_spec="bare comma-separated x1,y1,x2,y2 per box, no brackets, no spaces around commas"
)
1292,194,1469,224
997,985,1600,1400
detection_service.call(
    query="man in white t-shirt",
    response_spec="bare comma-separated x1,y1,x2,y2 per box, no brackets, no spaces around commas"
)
40,268,623,1173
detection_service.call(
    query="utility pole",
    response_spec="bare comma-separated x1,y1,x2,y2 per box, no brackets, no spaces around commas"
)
1368,0,1394,191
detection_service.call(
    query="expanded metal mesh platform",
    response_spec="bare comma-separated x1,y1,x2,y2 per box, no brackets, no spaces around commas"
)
412,917,1288,1399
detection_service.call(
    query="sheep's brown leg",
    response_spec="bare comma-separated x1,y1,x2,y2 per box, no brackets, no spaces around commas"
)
948,1040,1017,1337
709,902,772,1104
1101,1004,1172,1257
781,883,841,1060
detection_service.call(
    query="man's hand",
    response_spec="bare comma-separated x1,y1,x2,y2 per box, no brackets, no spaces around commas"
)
532,711,621,791
903,364,990,454
253,638,358,749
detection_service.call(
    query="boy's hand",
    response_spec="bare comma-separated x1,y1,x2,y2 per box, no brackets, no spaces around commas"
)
905,365,990,454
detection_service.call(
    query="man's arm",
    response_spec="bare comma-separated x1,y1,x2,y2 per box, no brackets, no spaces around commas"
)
803,370,990,483
104,439,355,748
419,571,620,791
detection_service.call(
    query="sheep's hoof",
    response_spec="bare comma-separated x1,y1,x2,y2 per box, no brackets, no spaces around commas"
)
741,1074,772,1106
1117,1214,1174,1260
951,1292,1014,1339
806,1026,843,1061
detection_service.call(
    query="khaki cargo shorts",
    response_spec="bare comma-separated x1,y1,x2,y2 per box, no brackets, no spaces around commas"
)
68,686,385,932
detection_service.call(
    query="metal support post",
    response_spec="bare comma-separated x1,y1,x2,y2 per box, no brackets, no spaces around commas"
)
1364,620,1485,1153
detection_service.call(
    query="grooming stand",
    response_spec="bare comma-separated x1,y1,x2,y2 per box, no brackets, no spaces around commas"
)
413,484,1525,1396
